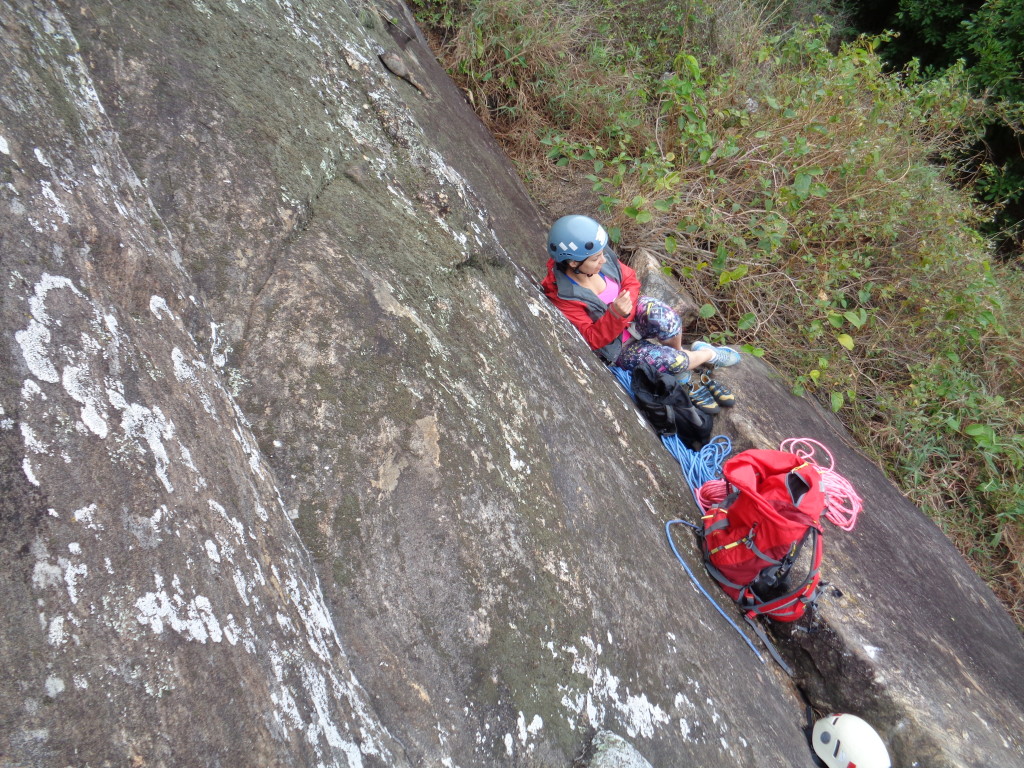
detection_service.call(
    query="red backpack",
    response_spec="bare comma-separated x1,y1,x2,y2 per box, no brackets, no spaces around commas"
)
700,450,825,622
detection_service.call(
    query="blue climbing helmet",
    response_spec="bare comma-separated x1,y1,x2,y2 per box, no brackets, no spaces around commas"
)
547,215,609,263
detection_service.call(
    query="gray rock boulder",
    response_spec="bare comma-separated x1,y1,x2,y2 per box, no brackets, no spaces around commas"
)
2,1,1023,767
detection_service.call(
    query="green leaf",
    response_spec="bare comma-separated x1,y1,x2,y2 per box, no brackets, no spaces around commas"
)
739,343,764,357
843,309,867,328
664,235,677,254
737,312,756,331
837,333,854,350
830,392,845,411
698,303,716,319
681,54,701,81
793,172,813,199
719,264,749,286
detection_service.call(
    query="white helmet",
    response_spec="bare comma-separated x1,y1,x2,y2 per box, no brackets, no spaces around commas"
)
812,713,892,768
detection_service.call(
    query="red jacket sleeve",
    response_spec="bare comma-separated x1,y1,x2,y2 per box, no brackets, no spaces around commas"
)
542,259,641,352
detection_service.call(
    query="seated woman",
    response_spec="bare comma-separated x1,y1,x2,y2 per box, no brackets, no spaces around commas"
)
540,214,739,410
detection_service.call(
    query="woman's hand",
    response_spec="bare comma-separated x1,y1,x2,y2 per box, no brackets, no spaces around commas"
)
610,291,633,319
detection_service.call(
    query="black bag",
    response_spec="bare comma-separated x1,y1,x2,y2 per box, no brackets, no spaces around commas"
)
630,362,714,450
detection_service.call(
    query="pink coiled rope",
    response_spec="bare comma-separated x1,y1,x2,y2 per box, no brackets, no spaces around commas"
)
780,438,863,530
695,438,863,530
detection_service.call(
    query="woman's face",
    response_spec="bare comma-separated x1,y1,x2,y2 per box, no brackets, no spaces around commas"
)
571,249,605,275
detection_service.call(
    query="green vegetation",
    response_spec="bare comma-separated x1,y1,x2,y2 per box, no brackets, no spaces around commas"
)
849,0,1024,251
412,0,1024,625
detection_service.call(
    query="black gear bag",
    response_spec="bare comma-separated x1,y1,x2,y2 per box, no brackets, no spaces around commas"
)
630,362,714,450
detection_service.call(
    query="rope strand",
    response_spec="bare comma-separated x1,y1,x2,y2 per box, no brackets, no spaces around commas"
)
779,438,863,530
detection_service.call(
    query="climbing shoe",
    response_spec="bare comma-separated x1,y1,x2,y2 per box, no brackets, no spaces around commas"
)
692,340,741,368
700,372,736,407
689,379,721,415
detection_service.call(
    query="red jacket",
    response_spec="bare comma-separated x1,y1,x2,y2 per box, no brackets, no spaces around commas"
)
541,253,641,360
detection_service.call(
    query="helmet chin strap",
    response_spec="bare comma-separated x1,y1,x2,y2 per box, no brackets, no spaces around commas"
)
570,264,599,277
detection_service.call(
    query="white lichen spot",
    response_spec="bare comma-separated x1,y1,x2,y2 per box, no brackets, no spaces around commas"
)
32,554,62,591
528,714,543,736
47,615,67,646
171,348,216,418
210,322,227,368
863,644,881,660
68,542,81,555
44,676,65,698
20,422,48,454
63,561,87,604
222,614,241,646
204,539,221,563
23,457,40,486
62,363,108,437
134,575,224,644
118,403,175,492
34,147,51,167
21,379,45,402
40,181,70,224
275,612,296,634
72,504,101,530
17,275,88,383
149,295,173,321
232,568,251,606
0,135,9,155
16,323,58,383
508,446,529,474
504,733,514,756
73,675,88,690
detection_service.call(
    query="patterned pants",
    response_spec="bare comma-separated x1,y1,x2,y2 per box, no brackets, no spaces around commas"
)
614,297,691,379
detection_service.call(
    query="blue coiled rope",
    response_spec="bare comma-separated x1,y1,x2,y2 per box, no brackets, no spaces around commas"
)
608,365,766,664
662,433,732,491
